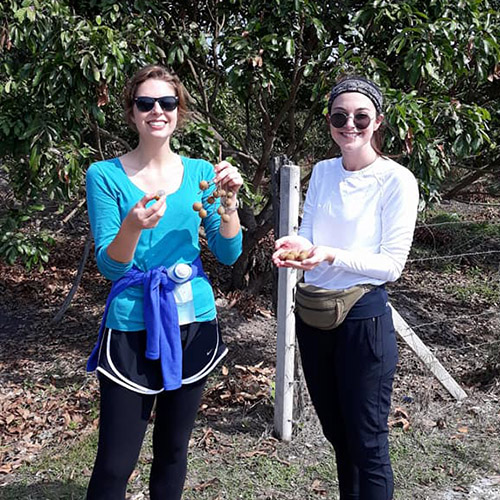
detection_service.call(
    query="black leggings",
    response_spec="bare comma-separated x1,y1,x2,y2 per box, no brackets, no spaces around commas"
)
86,375,206,500
296,309,398,500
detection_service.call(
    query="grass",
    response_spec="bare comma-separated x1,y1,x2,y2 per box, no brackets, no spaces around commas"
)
411,210,500,272
390,429,486,498
445,268,500,304
2,403,499,500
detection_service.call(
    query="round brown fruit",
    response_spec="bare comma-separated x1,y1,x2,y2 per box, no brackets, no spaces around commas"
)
207,196,215,204
217,206,226,215
212,190,220,198
192,202,203,211
298,249,311,261
199,180,209,190
279,251,290,261
218,189,227,197
226,191,234,199
198,208,208,218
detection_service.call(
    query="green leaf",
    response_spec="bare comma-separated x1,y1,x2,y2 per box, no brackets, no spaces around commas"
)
26,6,35,22
14,7,27,22
33,68,43,87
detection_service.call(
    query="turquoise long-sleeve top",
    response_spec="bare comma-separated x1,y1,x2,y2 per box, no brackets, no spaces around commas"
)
86,156,243,332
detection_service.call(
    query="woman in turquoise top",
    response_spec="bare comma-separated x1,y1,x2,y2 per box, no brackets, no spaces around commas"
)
85,65,243,500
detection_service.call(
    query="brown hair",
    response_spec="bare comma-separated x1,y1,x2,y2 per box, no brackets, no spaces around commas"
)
372,124,386,157
122,65,189,131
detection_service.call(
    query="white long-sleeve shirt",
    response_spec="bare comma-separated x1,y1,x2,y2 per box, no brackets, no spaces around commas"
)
299,156,419,289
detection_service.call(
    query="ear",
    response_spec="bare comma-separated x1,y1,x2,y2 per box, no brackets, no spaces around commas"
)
373,114,384,131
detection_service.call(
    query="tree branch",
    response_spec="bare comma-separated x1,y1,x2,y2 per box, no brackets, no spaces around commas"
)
52,230,93,324
92,124,132,152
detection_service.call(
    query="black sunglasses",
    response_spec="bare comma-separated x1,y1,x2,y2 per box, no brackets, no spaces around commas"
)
134,96,179,112
329,112,373,130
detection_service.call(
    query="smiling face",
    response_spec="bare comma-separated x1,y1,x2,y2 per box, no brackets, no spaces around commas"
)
328,92,383,157
130,78,178,141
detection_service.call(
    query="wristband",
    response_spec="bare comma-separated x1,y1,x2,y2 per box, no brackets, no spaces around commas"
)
224,197,239,213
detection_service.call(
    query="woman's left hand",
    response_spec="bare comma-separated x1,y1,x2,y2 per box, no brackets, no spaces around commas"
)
214,161,243,194
275,244,335,270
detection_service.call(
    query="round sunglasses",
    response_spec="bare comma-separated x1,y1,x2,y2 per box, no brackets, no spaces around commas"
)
134,95,179,112
329,112,373,130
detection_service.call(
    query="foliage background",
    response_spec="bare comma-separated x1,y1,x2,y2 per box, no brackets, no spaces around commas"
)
0,0,499,284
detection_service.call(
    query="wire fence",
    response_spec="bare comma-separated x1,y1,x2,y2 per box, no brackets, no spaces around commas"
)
399,229,500,360
409,309,497,331
397,307,500,356
408,249,500,263
416,219,500,229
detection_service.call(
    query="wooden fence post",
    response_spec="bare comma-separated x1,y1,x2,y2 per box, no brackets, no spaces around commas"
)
391,305,467,401
273,161,301,441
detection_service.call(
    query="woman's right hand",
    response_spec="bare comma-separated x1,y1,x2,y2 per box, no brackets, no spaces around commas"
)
272,235,313,268
123,193,167,231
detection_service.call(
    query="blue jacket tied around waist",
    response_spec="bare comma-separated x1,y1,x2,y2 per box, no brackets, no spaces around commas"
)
87,257,208,391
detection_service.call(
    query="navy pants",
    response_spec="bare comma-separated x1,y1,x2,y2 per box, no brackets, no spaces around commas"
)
86,375,206,500
296,308,398,500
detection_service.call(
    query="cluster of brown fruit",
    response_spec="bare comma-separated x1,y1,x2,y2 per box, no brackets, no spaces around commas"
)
193,179,236,223
279,249,311,262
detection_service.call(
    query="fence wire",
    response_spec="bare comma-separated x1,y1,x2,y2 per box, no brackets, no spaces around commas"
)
408,250,500,263
416,219,500,229
397,307,499,355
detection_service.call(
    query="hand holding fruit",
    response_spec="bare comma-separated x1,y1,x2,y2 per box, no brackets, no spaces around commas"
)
124,191,167,231
272,235,334,269
193,161,242,223
272,235,312,267
214,160,243,195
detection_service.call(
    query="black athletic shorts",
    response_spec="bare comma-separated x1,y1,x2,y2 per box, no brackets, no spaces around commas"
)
96,320,227,394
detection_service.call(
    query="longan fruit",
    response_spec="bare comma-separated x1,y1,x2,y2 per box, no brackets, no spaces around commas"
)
226,191,234,199
217,206,226,215
287,251,299,261
279,251,290,261
199,208,208,218
199,180,209,190
218,188,227,197
298,249,311,261
192,202,203,211
212,190,220,198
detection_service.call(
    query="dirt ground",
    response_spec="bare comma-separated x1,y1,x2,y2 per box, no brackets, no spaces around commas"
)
0,200,499,499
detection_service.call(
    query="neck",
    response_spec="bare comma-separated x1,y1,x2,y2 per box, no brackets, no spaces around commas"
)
133,138,176,169
341,147,379,172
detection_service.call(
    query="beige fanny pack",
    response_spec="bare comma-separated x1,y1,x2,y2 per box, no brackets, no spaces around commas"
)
295,282,373,330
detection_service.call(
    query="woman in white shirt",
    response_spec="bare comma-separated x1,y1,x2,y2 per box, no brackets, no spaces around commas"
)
273,76,419,500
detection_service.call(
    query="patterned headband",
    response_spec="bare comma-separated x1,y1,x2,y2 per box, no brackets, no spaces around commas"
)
328,77,383,114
